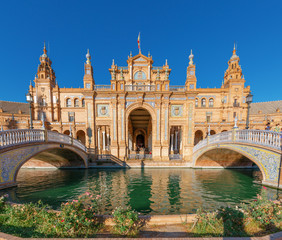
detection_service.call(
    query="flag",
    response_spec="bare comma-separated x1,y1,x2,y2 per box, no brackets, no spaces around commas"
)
137,32,140,51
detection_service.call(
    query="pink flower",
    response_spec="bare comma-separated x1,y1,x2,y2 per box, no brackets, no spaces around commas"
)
85,192,90,196
73,200,78,203
263,186,267,190
61,219,64,222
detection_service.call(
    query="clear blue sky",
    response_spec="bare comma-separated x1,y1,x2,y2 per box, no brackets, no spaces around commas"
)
0,0,281,103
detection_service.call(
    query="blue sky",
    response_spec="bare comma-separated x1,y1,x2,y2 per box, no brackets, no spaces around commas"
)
0,0,281,103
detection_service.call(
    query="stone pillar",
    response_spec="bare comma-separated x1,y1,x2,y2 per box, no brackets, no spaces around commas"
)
107,133,110,150
170,133,174,153
175,131,178,151
97,127,101,154
102,131,106,151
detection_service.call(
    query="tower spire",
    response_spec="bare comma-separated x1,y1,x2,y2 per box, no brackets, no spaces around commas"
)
189,49,194,65
233,42,236,55
86,49,91,64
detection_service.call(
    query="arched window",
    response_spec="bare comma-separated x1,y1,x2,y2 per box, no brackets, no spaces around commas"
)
66,98,71,107
209,98,214,107
195,98,198,107
201,98,206,107
74,99,79,107
82,99,85,107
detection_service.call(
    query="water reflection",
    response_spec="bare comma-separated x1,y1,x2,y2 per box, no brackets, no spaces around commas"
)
0,168,280,215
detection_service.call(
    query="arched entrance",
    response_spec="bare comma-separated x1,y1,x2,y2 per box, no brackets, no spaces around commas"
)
194,130,203,145
210,130,216,135
128,108,152,155
76,130,86,145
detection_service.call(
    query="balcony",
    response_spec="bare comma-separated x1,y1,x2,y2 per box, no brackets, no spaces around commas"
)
125,85,156,92
169,86,186,92
94,85,111,91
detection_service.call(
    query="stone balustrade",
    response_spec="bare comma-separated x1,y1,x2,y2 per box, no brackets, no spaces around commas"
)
193,129,281,153
0,129,86,152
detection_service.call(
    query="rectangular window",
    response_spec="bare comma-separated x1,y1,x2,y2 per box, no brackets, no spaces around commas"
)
206,116,211,123
68,112,75,122
121,83,123,90
189,84,194,89
233,112,237,118
165,84,168,90
157,84,160,90
112,84,115,90
86,83,90,89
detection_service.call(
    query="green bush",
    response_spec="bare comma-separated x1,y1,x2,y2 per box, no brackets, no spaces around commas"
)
112,206,140,236
241,188,282,228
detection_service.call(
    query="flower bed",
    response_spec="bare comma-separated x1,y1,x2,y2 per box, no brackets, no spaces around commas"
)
0,187,281,238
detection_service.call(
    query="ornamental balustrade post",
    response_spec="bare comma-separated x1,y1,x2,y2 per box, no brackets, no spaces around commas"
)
232,127,238,142
44,129,48,142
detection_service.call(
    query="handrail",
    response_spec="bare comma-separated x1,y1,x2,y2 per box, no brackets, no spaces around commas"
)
193,129,281,153
0,129,86,152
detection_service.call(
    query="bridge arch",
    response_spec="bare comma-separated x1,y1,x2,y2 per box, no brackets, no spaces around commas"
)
0,143,88,187
193,145,267,181
0,129,88,189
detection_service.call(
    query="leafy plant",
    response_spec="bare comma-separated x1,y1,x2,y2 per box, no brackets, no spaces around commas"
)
241,188,282,228
112,206,140,236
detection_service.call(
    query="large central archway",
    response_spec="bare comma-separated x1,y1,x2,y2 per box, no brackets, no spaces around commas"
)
128,108,152,155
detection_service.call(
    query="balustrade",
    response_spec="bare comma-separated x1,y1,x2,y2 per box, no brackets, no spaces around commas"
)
193,129,281,153
125,85,155,92
93,85,111,91
169,86,186,92
0,129,86,152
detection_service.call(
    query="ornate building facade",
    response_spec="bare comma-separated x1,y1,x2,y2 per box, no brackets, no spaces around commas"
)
0,45,281,161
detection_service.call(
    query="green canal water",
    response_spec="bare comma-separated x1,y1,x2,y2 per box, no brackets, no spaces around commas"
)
1,168,281,215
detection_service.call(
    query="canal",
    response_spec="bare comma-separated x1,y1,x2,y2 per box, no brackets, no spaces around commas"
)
1,168,281,215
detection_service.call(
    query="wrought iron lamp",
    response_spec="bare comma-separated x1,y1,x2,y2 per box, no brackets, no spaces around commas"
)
26,92,33,129
245,92,253,129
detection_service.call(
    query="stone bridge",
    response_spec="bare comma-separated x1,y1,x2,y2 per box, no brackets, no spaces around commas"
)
0,129,88,189
193,129,282,189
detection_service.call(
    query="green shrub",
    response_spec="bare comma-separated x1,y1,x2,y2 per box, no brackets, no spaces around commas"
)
112,206,140,236
241,188,282,228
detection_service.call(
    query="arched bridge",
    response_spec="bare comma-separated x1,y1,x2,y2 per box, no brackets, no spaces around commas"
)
193,129,282,189
0,129,88,189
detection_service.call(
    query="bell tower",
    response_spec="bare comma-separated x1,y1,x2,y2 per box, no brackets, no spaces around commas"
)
185,50,197,91
223,44,244,88
83,49,94,90
33,43,57,122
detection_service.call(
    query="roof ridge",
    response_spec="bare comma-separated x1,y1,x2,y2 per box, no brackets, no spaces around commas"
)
0,100,28,104
252,100,282,104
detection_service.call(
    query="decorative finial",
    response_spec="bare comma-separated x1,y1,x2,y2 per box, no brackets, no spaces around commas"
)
233,42,236,55
148,51,151,57
138,32,141,53
165,68,169,80
69,125,72,137
156,68,160,80
189,49,194,65
86,49,91,64
43,42,47,54
130,51,132,58
112,59,115,66
120,67,124,80
165,59,168,66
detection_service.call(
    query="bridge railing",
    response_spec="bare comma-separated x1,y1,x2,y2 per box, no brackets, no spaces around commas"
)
193,129,282,153
0,129,45,148
0,129,87,152
236,129,281,150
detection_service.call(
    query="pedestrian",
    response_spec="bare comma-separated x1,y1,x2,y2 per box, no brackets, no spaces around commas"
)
274,123,280,133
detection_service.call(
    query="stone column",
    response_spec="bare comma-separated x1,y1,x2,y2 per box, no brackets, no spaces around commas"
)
175,131,178,151
102,131,106,151
107,133,110,150
97,127,101,153
170,133,174,153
